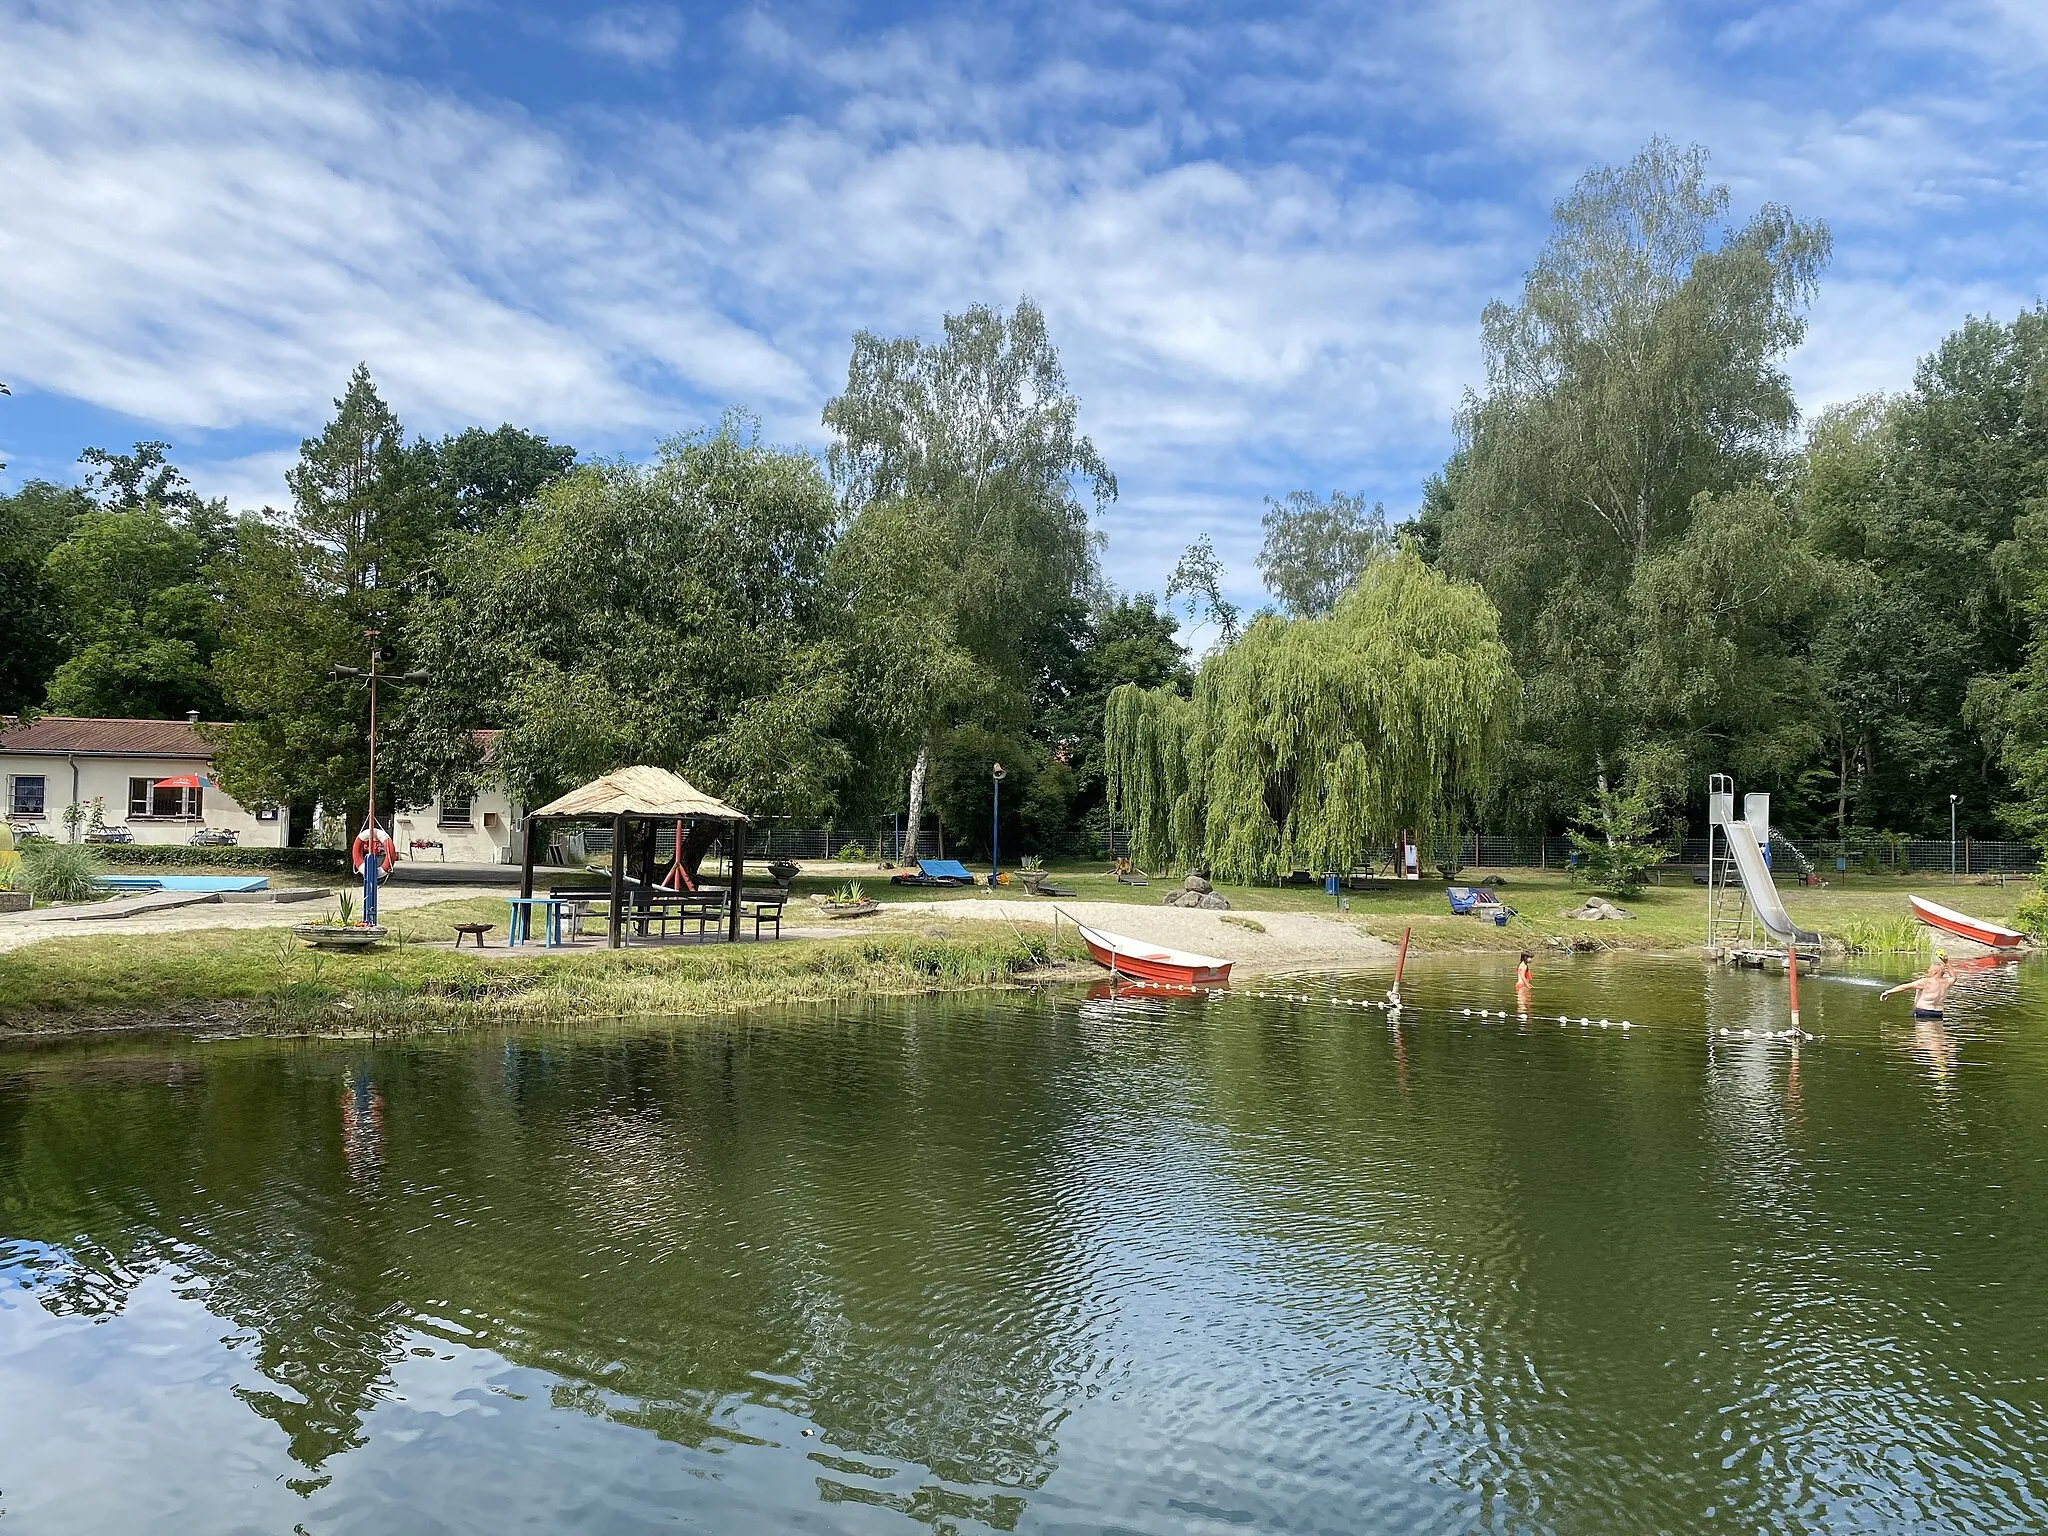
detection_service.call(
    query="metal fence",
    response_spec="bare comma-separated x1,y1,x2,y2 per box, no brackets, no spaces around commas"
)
1464,833,2037,875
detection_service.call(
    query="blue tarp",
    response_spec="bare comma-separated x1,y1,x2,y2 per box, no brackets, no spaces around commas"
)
918,859,976,882
98,875,270,893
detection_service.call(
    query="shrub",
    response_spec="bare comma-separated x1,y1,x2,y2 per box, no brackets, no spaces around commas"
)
91,844,349,873
20,842,106,903
1565,783,1672,899
2017,879,2048,941
837,842,870,860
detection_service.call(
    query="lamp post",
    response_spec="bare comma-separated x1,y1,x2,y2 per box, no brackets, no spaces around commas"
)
1950,793,1959,885
990,762,1006,887
328,632,430,926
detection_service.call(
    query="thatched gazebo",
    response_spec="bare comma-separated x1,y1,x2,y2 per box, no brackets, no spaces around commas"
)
522,766,749,948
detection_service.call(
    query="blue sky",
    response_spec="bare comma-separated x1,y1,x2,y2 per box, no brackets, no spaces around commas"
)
2,0,2045,612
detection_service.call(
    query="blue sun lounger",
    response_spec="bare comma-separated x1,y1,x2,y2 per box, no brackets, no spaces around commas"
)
890,858,978,887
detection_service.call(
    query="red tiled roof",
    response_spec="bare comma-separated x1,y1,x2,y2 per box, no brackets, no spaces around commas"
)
0,716,227,759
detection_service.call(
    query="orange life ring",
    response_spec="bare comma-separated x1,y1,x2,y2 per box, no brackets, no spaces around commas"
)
351,827,400,876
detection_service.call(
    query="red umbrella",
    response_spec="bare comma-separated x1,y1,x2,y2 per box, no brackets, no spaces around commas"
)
152,773,210,789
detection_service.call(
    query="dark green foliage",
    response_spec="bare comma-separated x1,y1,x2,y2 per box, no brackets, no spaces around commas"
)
42,503,225,719
0,481,83,712
87,844,348,872
390,417,845,818
1435,139,1831,825
413,425,576,533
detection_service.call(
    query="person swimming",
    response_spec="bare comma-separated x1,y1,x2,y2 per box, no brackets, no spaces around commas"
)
1881,950,1955,1019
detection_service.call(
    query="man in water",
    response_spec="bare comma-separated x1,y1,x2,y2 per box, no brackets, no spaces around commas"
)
1881,951,1955,1018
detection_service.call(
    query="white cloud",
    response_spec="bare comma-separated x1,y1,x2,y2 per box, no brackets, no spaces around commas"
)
580,5,684,68
1,0,2044,602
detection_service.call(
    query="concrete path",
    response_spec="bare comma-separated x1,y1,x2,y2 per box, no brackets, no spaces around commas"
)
0,885,504,956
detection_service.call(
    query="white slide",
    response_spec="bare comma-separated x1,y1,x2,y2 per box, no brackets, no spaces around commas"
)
1710,789,1816,946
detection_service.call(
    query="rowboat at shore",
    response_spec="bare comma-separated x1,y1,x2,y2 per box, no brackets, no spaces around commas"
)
1908,894,2028,951
1074,921,1233,987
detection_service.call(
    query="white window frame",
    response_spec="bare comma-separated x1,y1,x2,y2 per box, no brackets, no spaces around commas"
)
8,774,48,818
437,792,474,828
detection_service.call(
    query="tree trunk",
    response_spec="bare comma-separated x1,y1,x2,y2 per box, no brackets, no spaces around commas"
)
902,737,932,864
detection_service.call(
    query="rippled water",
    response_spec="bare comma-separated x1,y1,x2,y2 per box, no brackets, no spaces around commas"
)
2,951,2045,1533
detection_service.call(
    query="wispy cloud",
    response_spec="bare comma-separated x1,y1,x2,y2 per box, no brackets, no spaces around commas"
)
580,5,684,68
1,0,2043,602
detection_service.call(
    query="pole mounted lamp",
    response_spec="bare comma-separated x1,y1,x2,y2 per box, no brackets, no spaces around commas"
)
327,632,431,926
990,763,1006,887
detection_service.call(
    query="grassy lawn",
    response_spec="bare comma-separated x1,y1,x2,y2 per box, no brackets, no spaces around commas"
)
0,898,1082,1034
781,858,2032,955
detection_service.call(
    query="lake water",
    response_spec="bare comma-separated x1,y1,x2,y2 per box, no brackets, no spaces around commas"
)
1,952,2044,1534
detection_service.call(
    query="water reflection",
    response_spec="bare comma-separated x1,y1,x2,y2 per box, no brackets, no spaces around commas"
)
0,955,2043,1532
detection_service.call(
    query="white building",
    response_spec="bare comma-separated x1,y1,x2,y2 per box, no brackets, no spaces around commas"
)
0,714,288,847
1,716,525,865
392,734,523,864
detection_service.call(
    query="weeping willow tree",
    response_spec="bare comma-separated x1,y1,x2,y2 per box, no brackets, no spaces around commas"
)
1105,550,1518,880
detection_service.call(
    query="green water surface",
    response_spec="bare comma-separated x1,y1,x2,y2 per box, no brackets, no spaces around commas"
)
1,952,2043,1533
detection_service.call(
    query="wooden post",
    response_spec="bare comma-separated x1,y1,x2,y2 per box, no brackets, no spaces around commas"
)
727,819,744,942
520,813,538,900
609,813,626,949
1786,945,1801,1032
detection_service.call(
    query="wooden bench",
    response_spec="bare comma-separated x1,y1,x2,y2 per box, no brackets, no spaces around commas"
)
740,887,787,939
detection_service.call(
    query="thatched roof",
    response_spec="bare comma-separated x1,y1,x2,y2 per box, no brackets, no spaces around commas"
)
532,766,747,822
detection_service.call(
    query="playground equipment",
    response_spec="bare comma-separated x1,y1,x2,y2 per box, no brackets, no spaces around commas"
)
1706,775,1819,958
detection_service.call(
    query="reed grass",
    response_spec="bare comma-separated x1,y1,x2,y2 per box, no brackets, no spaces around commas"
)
0,911,1084,1035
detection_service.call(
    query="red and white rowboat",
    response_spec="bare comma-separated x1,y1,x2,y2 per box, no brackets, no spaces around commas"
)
1908,895,2027,951
1075,921,1232,987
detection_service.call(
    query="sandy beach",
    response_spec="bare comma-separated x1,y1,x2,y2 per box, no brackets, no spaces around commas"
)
881,897,1397,974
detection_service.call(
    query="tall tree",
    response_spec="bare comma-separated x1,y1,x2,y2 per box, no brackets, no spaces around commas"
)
1106,551,1517,880
390,417,846,822
38,443,232,720
823,297,1113,854
1434,139,1830,821
1256,491,1390,618
413,425,577,533
212,367,441,825
0,481,84,713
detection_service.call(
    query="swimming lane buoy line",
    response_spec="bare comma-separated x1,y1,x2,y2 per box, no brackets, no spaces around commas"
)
1093,984,1824,1041
1229,989,1639,1030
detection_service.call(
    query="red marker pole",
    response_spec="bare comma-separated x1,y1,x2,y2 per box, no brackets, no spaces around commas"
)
1786,946,1801,1033
1389,925,1412,1008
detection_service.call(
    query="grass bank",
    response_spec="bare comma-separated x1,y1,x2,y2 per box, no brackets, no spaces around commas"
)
0,899,1085,1036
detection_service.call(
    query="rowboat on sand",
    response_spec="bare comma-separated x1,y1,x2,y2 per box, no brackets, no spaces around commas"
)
1074,921,1233,987
1908,894,2028,951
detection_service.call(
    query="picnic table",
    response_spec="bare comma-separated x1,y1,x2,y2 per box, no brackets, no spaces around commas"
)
506,896,578,947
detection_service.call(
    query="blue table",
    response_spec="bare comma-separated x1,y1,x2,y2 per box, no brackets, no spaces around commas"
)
506,896,575,947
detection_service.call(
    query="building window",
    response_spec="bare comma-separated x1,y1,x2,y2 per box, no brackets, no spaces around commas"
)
127,778,202,819
438,793,474,827
256,806,280,822
7,776,45,817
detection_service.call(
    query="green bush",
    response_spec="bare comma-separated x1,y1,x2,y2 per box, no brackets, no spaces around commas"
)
20,842,106,903
90,844,348,873
2017,879,2048,941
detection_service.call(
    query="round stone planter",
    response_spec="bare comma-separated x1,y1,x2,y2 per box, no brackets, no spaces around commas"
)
292,923,388,950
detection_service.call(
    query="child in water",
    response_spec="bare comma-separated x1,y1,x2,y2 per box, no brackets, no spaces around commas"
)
1515,951,1532,1013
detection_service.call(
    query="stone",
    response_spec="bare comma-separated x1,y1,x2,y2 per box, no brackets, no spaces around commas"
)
1183,874,1212,894
1564,898,1633,921
1195,892,1231,910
